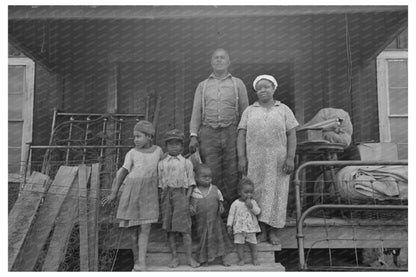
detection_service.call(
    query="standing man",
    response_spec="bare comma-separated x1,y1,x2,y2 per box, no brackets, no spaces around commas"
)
189,48,249,208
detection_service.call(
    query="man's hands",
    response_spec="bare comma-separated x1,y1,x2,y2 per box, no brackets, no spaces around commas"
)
189,136,199,153
238,156,247,175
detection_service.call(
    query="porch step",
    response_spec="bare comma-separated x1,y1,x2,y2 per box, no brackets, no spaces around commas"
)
144,262,285,271
146,242,279,266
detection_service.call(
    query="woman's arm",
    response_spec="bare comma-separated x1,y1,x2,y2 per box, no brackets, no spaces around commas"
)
283,127,297,175
237,129,248,175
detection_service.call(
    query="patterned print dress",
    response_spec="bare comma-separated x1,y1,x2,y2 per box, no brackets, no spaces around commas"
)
117,146,163,227
238,101,299,228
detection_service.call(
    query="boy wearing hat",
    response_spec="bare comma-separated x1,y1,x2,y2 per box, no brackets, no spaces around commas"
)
158,129,200,268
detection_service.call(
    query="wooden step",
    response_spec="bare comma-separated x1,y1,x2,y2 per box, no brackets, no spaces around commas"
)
146,245,275,266
144,262,285,271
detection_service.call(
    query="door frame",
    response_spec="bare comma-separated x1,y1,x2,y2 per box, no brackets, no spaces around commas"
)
8,57,35,182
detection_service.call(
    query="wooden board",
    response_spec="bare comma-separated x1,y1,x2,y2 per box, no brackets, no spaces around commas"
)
12,166,78,271
78,164,91,271
88,163,100,271
278,225,408,249
8,171,50,271
145,263,285,271
42,166,90,271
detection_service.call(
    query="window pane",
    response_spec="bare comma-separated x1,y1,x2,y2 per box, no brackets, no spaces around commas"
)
8,94,23,119
8,66,25,94
389,117,408,143
8,147,22,174
389,88,408,115
8,122,23,147
397,143,408,160
388,60,408,87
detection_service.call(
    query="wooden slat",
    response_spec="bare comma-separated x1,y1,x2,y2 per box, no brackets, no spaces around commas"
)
8,171,50,271
88,163,100,271
78,164,90,271
12,166,78,271
42,166,90,271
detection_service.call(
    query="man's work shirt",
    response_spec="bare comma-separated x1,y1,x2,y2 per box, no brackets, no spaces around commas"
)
190,73,248,136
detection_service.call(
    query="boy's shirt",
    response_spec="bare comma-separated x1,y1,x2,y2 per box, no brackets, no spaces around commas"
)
158,154,196,189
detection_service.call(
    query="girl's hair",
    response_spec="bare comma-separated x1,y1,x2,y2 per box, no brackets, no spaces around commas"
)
239,176,254,191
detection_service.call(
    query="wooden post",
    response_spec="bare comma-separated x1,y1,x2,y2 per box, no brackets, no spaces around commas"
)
78,164,90,271
88,163,100,271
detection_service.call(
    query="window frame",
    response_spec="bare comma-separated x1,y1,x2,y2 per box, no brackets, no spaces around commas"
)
376,50,408,143
8,57,35,182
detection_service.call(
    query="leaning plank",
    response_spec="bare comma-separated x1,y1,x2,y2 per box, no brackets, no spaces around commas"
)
42,166,91,271
78,164,91,271
8,172,51,271
88,163,100,271
12,166,78,271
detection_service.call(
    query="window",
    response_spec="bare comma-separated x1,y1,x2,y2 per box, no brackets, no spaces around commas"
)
8,57,34,182
376,51,408,159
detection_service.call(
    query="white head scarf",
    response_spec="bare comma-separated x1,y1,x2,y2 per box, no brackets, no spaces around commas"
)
253,75,278,90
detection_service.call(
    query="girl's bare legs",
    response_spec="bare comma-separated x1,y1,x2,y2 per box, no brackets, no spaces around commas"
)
236,244,245,266
168,232,180,268
131,228,139,270
183,233,200,267
248,243,260,265
137,224,151,270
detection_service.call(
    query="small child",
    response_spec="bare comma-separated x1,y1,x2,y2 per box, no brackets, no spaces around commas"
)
190,164,233,266
102,120,163,271
227,177,261,266
158,129,200,268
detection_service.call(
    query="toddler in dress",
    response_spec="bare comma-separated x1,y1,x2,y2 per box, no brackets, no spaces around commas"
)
190,164,233,266
102,120,163,271
227,177,261,266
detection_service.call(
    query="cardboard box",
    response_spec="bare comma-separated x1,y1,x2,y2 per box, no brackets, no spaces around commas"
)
296,128,323,143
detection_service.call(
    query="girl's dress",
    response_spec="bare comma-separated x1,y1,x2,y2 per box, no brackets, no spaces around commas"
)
238,101,299,228
117,145,163,227
191,185,233,263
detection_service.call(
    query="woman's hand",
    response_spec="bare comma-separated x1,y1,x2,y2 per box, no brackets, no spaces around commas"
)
227,226,233,236
238,156,247,175
282,157,295,175
101,192,117,206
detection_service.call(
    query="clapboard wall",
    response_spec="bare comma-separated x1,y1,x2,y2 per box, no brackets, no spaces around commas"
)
9,11,407,150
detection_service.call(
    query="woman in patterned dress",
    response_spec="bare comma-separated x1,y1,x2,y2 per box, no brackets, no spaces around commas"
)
236,75,299,245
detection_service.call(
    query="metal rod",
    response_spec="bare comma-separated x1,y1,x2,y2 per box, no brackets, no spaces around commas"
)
41,108,58,174
100,118,108,160
30,145,133,149
57,112,145,117
82,116,91,163
294,160,408,270
294,160,408,184
115,119,122,168
65,116,74,165
297,204,408,270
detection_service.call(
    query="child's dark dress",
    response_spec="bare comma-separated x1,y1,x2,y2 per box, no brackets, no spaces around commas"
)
191,185,233,263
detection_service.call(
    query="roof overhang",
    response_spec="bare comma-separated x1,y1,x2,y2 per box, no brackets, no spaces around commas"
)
9,5,408,19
